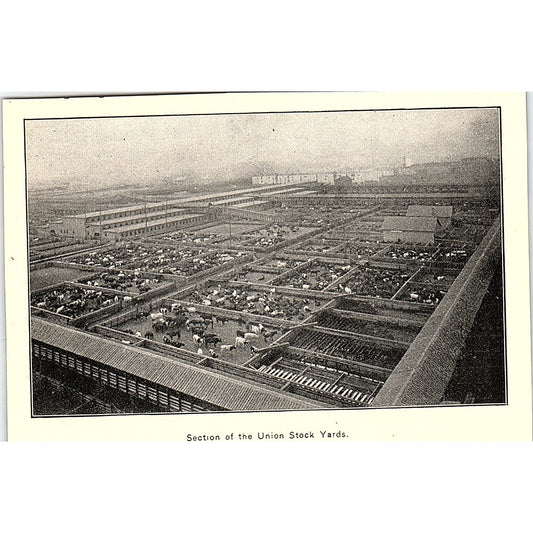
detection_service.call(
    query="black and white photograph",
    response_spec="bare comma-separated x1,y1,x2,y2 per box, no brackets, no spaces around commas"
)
23,102,506,414
3,92,530,440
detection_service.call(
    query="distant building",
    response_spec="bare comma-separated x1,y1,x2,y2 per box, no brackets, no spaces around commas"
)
382,216,444,244
406,205,453,228
252,173,331,185
252,169,386,186
349,169,382,182
334,175,353,188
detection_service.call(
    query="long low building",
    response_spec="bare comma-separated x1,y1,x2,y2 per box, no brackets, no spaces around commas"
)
102,213,210,240
86,207,190,238
382,216,444,244
406,205,453,228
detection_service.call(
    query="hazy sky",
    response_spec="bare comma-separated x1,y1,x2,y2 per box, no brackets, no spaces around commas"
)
25,108,500,187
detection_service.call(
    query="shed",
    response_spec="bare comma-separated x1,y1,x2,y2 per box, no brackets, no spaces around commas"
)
381,216,442,244
406,205,453,228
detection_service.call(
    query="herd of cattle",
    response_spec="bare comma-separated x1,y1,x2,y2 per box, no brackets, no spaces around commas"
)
122,303,280,359
281,263,353,291
84,270,164,294
188,285,322,321
335,266,412,298
33,285,131,318
65,243,248,275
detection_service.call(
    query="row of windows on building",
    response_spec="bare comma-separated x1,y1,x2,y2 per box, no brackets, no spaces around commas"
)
102,215,206,238
97,213,181,231
32,340,221,413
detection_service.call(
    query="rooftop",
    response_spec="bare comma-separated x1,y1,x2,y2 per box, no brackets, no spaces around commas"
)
259,187,305,197
382,216,441,233
104,213,205,234
87,207,188,227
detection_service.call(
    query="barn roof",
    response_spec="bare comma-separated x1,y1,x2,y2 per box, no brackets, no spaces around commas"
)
31,317,324,412
381,216,440,233
406,205,453,218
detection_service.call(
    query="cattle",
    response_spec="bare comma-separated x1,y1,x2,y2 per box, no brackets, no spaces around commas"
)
191,326,205,336
220,344,236,352
167,329,180,340
244,332,259,341
197,348,204,356
204,334,221,347
250,324,261,335
192,334,202,344
152,320,167,332
235,336,247,348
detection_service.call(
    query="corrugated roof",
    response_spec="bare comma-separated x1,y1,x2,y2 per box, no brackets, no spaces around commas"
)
234,200,269,208
31,317,323,412
382,216,439,233
86,208,187,227
260,187,304,197
406,205,453,218
105,213,205,234
210,196,253,206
